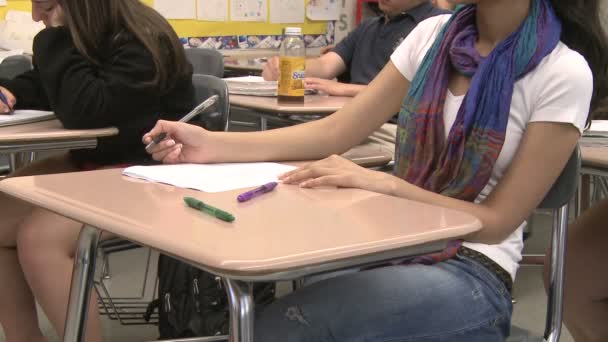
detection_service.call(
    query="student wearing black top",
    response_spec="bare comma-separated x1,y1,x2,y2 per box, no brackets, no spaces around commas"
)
262,0,449,97
0,0,193,341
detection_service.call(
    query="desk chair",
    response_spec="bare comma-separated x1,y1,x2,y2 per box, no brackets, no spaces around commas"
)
96,74,231,325
0,55,32,79
185,48,224,78
507,146,580,342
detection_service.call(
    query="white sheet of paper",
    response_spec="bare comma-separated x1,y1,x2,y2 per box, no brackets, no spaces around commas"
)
122,163,297,193
154,0,196,19
306,0,340,20
269,0,305,23
197,0,228,21
0,110,55,127
231,0,268,22
0,1,7,7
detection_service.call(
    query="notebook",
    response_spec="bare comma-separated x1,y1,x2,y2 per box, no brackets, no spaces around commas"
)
122,162,297,193
224,76,278,96
0,110,55,127
224,76,316,97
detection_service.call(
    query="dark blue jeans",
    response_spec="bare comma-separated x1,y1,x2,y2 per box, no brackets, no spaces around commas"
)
255,256,512,341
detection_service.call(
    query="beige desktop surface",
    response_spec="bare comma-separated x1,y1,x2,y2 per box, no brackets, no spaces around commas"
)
0,168,481,276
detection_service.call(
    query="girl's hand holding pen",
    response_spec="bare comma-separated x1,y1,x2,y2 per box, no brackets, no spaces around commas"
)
0,87,16,114
143,120,212,164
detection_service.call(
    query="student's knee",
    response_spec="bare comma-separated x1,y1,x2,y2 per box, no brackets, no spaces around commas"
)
16,209,81,264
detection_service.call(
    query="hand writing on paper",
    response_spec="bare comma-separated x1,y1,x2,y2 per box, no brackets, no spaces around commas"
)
261,56,280,81
279,154,397,195
143,120,213,164
0,87,17,114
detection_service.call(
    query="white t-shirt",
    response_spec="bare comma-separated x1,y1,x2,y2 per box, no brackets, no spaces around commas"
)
390,15,593,280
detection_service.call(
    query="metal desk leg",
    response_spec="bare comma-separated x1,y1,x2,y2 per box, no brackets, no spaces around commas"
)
578,174,591,215
8,153,17,173
27,151,37,163
259,117,268,131
64,225,101,342
223,279,254,342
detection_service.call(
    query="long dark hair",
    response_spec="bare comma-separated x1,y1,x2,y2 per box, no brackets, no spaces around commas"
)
551,0,608,119
58,0,191,93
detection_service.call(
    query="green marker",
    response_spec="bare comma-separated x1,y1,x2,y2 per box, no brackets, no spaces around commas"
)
184,197,235,223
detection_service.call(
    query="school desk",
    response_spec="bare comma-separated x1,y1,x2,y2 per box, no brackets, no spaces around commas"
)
0,119,118,172
223,56,265,76
578,140,608,214
229,94,351,130
0,167,481,342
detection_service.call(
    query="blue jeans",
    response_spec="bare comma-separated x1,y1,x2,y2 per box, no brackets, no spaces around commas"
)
255,255,513,341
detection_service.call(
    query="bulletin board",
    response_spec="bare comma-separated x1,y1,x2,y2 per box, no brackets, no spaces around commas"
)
0,0,328,37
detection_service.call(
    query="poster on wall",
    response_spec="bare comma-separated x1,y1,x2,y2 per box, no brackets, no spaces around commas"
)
231,0,268,22
306,0,340,21
197,0,228,21
154,0,196,19
269,0,305,23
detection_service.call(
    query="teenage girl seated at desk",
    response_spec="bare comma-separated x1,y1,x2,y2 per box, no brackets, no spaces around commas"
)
145,0,607,340
0,0,193,341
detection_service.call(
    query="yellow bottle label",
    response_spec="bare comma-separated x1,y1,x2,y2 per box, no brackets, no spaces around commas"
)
278,56,305,97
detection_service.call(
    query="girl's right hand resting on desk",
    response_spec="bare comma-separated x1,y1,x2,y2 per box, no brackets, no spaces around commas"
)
143,120,211,164
0,86,16,114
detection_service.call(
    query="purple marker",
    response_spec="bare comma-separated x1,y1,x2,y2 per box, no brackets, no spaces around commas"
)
237,182,278,202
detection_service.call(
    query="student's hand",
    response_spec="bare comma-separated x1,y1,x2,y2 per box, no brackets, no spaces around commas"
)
143,120,213,164
319,44,335,55
279,154,397,195
305,77,351,96
261,56,280,81
0,87,16,114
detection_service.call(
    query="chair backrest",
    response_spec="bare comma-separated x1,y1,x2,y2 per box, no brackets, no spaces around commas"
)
0,55,32,79
185,48,224,78
537,145,581,209
192,74,230,132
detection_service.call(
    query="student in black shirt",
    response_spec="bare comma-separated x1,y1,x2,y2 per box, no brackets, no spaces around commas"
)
0,1,193,340
263,0,449,97
263,0,449,156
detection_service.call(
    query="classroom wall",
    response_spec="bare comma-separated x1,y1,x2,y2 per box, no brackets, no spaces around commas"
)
0,0,333,50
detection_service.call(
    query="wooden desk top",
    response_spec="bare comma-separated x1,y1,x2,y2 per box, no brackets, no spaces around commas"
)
581,145,608,170
0,168,480,277
342,143,392,168
223,56,265,72
230,94,351,115
0,119,118,143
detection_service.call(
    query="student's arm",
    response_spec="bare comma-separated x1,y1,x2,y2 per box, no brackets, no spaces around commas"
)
145,62,408,164
262,52,347,81
31,27,161,129
305,77,367,97
281,57,593,245
0,68,52,111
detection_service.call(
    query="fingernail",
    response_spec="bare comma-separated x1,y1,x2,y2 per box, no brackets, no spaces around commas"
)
166,140,176,147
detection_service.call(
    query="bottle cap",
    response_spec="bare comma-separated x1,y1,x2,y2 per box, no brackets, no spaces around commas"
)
284,27,302,36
